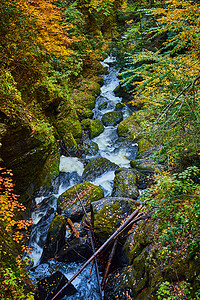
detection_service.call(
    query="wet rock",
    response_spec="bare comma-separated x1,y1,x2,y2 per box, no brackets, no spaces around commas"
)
91,197,140,242
57,182,104,221
104,266,135,300
112,169,139,199
90,119,104,138
36,271,77,300
82,157,118,182
82,141,99,156
81,119,104,139
101,111,123,126
29,207,56,249
0,121,59,202
117,114,138,140
40,215,66,263
98,101,108,110
59,171,82,189
135,170,152,189
57,238,92,262
124,220,155,264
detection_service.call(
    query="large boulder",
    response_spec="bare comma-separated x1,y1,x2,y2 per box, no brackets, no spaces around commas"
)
83,141,99,156
112,169,139,199
36,271,77,300
117,114,138,140
81,119,104,139
91,197,140,242
117,111,153,157
57,238,92,262
82,157,118,182
57,182,104,221
40,215,66,263
90,119,104,138
101,111,123,126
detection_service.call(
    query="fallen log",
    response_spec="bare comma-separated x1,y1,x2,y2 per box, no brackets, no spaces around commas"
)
101,237,118,290
66,217,79,238
51,207,145,300
74,185,102,299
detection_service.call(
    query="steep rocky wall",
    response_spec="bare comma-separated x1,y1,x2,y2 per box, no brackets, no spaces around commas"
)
0,61,106,204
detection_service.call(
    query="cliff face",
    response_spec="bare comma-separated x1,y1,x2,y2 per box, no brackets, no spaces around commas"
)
0,112,58,202
0,60,106,203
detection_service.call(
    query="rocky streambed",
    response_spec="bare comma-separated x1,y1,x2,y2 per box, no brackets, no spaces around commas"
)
26,56,168,300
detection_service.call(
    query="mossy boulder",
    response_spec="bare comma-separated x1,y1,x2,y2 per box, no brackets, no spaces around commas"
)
130,159,155,173
91,197,140,242
117,111,153,156
98,101,108,110
40,215,66,263
90,119,104,138
101,111,123,126
112,169,139,199
137,138,153,158
82,157,118,181
117,114,139,140
81,119,104,139
76,106,94,120
131,159,161,189
72,91,96,109
113,84,132,101
83,141,99,156
104,266,136,300
57,182,104,221
81,118,91,129
124,220,155,264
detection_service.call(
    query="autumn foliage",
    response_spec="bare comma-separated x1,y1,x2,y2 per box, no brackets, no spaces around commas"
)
0,168,33,299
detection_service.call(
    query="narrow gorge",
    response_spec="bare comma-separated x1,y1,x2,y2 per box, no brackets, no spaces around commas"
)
1,1,200,299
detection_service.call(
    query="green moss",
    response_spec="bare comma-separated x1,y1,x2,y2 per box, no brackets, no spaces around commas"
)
83,141,99,155
115,102,124,110
73,91,96,109
40,145,60,187
130,159,154,171
76,106,94,119
112,170,139,199
81,118,91,129
90,119,104,138
137,138,153,158
63,132,77,149
117,114,138,140
58,182,104,213
49,215,66,234
93,201,122,241
82,157,118,181
101,111,123,126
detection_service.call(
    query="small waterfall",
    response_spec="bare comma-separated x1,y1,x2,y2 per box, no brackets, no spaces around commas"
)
28,55,138,298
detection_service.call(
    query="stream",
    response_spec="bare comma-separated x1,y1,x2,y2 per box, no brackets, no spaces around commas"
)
27,55,139,299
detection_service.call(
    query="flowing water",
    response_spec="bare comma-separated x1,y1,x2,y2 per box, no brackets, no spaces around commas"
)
28,55,138,299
